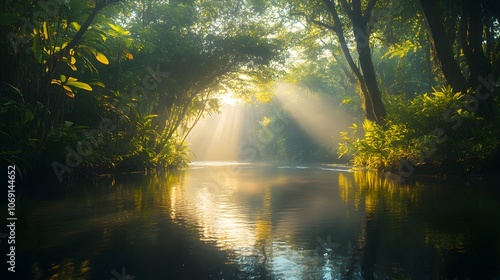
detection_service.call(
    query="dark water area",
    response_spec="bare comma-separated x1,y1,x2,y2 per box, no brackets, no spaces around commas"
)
4,162,500,279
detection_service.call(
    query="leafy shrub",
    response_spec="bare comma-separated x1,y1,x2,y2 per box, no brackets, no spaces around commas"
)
0,98,39,178
339,86,500,170
339,120,422,169
116,113,191,171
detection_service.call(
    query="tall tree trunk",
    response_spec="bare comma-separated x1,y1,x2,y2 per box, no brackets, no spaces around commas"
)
351,0,386,125
419,0,469,93
321,0,386,125
459,0,495,118
460,0,491,85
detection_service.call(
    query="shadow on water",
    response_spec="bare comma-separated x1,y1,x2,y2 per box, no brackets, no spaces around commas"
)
8,165,500,279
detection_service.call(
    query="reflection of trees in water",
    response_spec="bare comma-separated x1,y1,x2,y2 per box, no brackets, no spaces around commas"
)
25,172,186,279
339,170,420,216
338,171,500,279
24,169,500,279
31,258,91,280
339,171,418,279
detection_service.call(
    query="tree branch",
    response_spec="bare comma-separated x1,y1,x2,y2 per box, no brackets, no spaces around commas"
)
290,11,336,31
364,0,377,23
337,0,353,19
60,0,120,57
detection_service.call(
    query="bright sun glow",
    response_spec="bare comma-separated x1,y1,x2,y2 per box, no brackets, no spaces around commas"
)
186,103,255,161
217,91,241,107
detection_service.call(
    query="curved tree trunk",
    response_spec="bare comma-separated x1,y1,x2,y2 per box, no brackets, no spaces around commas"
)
419,0,469,93
321,0,386,125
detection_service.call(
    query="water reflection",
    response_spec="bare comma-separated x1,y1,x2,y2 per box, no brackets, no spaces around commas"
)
168,166,323,279
15,165,500,279
338,170,500,279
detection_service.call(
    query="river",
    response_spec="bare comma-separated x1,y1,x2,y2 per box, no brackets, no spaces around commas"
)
11,162,500,279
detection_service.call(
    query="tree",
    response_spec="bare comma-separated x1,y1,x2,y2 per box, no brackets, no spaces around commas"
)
418,0,500,91
0,0,284,178
290,0,387,125
104,0,282,162
418,0,469,93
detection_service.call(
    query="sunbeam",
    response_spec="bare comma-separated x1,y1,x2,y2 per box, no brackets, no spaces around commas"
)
273,82,353,156
186,103,257,162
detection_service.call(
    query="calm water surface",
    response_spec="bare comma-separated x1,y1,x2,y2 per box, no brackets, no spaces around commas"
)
10,163,500,279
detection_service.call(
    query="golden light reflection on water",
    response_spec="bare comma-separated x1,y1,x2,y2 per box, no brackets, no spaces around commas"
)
338,170,421,219
337,170,478,253
22,167,500,279
168,168,265,259
162,165,348,279
31,258,90,280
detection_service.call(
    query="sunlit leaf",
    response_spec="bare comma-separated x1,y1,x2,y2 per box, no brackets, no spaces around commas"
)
66,79,93,91
63,85,75,98
94,51,109,64
123,49,134,60
432,91,445,98
453,92,463,100
42,21,49,40
108,23,131,35
51,78,61,85
89,81,106,88
70,21,80,31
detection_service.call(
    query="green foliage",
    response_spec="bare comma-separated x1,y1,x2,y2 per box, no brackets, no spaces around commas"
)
155,138,191,169
253,101,337,163
340,87,500,170
339,120,423,169
0,97,38,178
2,0,497,180
0,0,283,181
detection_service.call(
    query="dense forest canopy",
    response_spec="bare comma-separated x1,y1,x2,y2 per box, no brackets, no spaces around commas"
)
1,0,499,182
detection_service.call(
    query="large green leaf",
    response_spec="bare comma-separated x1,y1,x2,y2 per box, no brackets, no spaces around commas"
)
66,78,93,91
